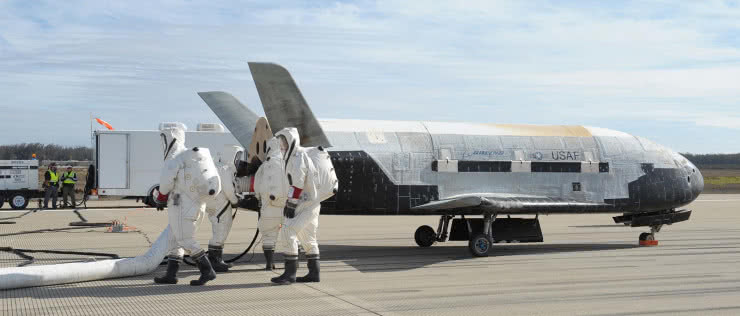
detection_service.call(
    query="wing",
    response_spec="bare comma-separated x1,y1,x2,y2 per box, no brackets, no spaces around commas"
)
198,91,259,149
412,193,610,214
248,62,331,148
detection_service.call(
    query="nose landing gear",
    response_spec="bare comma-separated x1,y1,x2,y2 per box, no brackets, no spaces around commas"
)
613,209,691,247
639,225,661,246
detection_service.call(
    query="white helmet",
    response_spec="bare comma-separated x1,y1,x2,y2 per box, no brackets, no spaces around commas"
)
219,145,245,169
160,125,186,160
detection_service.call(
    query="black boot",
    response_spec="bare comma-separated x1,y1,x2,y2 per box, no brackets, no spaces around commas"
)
264,249,276,271
296,257,320,283
208,245,232,273
154,259,179,284
190,252,217,286
271,257,298,285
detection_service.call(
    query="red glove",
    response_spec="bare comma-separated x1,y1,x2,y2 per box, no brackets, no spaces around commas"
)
156,193,169,210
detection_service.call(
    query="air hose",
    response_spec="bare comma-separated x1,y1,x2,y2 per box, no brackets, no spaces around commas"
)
183,208,261,266
0,247,120,267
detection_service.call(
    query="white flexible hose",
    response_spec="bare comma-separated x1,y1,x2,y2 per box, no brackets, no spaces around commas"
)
0,226,171,290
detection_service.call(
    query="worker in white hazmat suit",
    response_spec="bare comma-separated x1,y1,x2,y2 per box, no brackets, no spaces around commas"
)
271,127,337,285
153,125,223,286
203,145,243,272
253,137,288,271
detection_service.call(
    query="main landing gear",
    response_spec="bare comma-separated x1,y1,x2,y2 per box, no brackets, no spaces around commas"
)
414,215,453,248
414,214,499,257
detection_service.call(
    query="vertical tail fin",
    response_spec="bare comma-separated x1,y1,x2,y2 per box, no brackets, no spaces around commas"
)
197,91,259,149
248,62,331,148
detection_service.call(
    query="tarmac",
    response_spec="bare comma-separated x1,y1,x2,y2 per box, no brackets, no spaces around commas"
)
1,194,739,315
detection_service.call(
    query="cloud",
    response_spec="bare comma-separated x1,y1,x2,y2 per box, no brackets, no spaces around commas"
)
0,0,739,153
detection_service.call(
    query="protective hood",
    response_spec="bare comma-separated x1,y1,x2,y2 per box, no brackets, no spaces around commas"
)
275,127,301,161
219,145,244,169
161,126,186,160
264,137,283,161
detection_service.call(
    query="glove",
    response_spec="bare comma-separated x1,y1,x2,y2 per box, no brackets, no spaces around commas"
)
283,200,297,219
238,195,260,210
155,193,169,211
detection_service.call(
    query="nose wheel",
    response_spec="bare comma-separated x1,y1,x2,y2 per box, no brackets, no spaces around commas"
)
639,225,661,246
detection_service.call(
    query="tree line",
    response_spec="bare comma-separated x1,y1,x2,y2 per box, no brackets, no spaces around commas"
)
682,153,740,169
0,143,92,161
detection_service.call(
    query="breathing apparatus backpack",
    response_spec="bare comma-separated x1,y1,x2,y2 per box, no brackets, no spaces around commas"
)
305,146,338,202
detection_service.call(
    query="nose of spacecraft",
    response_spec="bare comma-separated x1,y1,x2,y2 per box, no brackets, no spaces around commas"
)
677,152,704,200
688,158,704,198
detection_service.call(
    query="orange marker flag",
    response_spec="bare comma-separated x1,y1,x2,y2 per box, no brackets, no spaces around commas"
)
96,118,114,130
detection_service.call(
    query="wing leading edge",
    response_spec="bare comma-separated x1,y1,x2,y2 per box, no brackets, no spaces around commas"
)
412,193,609,214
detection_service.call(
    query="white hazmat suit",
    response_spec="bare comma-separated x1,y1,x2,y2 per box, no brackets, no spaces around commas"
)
253,137,288,270
154,126,222,286
204,145,243,272
272,127,337,285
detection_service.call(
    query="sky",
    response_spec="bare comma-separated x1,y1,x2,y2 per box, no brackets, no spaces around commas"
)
1,0,739,154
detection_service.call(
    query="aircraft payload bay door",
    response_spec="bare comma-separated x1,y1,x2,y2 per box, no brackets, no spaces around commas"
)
98,133,129,189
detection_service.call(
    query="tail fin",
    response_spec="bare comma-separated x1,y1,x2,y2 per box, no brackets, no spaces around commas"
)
248,62,331,148
197,91,259,149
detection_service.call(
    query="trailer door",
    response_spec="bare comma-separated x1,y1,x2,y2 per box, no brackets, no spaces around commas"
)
98,134,129,189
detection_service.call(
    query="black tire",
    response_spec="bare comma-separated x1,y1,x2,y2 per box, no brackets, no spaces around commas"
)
414,225,436,248
639,232,654,241
145,185,160,207
10,193,29,210
0,196,4,209
468,233,492,257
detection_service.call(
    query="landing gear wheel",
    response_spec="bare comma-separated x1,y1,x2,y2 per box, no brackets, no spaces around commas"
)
414,225,436,248
639,232,654,241
468,233,492,257
10,194,29,210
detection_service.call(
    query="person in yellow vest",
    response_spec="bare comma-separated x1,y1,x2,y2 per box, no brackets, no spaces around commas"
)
61,166,78,209
43,163,60,209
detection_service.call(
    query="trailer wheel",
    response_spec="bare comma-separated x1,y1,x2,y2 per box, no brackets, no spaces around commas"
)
145,186,160,207
10,193,29,210
0,196,4,209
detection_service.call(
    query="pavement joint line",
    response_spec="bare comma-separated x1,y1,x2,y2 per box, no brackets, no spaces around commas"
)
264,266,385,315
302,283,386,316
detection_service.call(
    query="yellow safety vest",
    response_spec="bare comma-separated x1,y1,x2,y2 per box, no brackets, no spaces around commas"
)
63,171,77,185
48,170,59,184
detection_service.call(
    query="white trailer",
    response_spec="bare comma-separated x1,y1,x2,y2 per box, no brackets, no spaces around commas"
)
0,160,41,210
93,123,239,206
